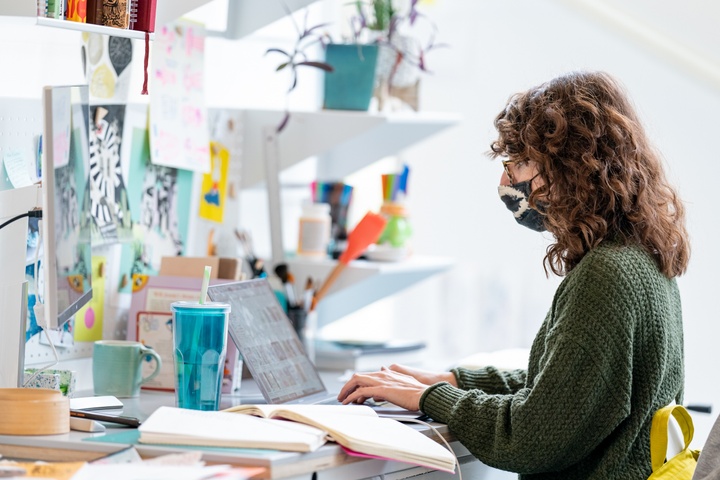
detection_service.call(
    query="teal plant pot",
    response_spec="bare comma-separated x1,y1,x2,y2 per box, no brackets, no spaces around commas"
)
323,44,379,111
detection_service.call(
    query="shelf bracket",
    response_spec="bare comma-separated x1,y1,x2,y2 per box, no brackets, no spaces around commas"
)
263,127,284,263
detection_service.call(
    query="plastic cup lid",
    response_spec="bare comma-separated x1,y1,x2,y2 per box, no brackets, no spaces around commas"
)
170,301,230,312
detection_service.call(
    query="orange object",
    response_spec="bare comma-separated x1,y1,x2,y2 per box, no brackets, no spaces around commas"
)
132,273,149,292
67,274,84,293
311,212,387,310
66,0,87,22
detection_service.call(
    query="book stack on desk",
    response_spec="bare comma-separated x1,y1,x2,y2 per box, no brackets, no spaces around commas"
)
313,339,426,371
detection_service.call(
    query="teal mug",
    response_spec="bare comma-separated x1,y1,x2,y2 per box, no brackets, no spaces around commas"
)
93,340,162,398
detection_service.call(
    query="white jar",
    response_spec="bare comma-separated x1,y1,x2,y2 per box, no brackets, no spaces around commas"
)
297,202,331,259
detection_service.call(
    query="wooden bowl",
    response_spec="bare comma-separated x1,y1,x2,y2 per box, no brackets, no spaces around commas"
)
0,388,69,435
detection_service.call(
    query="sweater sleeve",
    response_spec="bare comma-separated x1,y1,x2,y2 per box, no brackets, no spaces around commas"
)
420,254,636,474
451,366,527,395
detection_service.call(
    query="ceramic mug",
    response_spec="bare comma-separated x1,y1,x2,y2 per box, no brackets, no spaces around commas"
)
92,340,161,398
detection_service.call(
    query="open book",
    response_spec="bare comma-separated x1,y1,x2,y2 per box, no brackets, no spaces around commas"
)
138,406,326,452
139,405,455,473
224,404,456,473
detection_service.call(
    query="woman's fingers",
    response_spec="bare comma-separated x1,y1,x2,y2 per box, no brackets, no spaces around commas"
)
337,371,382,401
342,386,383,405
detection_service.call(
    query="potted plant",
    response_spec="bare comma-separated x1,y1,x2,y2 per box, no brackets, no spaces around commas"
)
266,1,443,129
266,5,383,130
350,0,445,111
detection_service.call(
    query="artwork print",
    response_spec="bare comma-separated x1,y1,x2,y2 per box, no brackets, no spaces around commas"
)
88,104,133,244
82,34,133,105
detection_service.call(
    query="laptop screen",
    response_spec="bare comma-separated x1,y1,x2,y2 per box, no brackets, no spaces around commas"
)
206,279,327,404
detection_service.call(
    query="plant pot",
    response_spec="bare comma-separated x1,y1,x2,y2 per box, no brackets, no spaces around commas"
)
323,44,379,111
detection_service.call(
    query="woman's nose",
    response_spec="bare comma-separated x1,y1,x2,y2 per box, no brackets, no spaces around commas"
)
499,171,511,186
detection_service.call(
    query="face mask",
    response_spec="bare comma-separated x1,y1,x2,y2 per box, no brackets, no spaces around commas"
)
498,179,546,232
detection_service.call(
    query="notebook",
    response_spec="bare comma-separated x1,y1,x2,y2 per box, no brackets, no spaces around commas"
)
206,278,340,405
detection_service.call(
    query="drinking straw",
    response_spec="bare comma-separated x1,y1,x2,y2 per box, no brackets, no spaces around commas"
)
199,265,211,304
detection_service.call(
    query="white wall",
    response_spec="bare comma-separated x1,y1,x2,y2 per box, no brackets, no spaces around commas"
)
1,0,718,410
373,0,720,412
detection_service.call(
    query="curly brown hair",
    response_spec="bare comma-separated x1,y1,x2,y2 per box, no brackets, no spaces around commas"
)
490,71,690,278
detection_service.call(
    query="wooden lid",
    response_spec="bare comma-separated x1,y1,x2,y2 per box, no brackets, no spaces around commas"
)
0,388,69,435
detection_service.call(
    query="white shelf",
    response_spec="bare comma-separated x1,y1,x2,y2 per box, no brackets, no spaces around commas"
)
240,109,460,188
2,0,215,38
286,255,454,326
207,0,318,39
36,17,152,40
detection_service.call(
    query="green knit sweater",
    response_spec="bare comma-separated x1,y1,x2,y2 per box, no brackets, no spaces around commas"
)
420,243,684,479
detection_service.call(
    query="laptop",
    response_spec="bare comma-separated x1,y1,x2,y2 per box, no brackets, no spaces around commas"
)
206,278,341,405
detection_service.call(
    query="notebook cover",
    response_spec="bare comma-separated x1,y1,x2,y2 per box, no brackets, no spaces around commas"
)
86,0,104,24
130,0,157,32
66,0,87,22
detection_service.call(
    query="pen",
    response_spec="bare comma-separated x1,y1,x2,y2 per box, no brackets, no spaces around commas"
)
70,410,141,428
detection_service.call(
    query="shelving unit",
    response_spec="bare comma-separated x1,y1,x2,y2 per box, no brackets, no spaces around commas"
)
248,108,460,325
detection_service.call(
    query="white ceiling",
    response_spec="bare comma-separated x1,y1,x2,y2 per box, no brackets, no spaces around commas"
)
550,0,720,90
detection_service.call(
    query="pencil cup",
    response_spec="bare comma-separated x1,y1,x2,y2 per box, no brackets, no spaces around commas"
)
288,307,317,363
171,301,230,411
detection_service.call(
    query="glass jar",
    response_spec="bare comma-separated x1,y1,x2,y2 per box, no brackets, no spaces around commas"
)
378,202,412,248
297,202,331,259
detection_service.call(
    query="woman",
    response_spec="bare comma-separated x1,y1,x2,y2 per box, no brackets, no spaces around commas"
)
337,71,691,479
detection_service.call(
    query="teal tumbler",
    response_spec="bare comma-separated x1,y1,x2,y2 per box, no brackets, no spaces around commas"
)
171,301,230,411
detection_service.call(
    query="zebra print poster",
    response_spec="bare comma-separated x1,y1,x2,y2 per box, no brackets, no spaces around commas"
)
88,104,133,244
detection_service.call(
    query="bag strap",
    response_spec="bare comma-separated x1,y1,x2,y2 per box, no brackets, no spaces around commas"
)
650,404,695,472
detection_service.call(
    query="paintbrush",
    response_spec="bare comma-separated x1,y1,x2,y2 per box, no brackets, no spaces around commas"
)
311,212,387,311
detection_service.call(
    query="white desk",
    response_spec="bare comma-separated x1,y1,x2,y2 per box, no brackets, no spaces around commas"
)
0,374,513,479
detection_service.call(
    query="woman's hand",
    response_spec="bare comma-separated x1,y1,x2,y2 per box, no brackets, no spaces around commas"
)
386,364,458,387
337,366,435,411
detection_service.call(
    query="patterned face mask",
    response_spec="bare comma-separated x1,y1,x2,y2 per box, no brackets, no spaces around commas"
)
497,177,546,232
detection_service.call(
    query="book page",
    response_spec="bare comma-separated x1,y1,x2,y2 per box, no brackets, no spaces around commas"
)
139,406,326,452
224,403,378,420
267,410,456,473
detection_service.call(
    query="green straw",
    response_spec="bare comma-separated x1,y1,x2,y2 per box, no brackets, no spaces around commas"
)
199,265,212,304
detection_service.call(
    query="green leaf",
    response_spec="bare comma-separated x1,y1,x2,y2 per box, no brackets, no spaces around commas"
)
265,48,291,59
276,112,291,133
296,61,334,73
276,62,290,71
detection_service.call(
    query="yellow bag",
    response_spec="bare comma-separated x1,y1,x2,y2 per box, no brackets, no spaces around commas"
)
648,404,701,479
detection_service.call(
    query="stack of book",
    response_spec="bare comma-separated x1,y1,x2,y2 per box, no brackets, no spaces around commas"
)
36,0,157,32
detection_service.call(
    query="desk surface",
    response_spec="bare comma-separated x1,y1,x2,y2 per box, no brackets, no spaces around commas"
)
0,373,499,480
